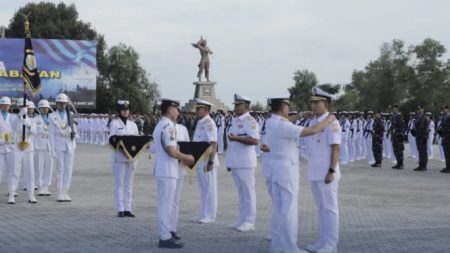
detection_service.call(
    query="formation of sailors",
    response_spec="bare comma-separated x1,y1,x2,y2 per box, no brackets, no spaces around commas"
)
0,93,76,204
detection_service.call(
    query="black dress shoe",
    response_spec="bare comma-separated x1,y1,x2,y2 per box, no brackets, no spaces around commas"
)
170,231,181,240
392,165,403,169
371,163,381,167
158,238,184,249
440,168,450,173
117,212,125,218
124,211,135,217
414,167,427,171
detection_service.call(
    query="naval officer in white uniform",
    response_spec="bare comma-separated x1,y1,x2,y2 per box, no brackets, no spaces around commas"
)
108,100,139,218
170,121,191,241
14,98,37,204
306,87,341,253
264,96,336,253
153,98,194,249
192,99,219,224
225,94,259,232
48,93,77,202
34,99,53,197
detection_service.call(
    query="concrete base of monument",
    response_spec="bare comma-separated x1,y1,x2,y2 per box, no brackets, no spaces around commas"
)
181,81,230,112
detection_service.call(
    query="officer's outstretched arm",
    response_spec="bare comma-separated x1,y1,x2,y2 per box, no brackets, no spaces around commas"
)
165,146,194,165
300,115,336,137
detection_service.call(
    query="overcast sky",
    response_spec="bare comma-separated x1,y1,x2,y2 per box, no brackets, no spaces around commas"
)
1,0,449,106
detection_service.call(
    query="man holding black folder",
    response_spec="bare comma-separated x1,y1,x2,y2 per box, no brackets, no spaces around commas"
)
153,98,194,249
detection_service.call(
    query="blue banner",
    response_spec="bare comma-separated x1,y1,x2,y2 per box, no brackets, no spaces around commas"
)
0,38,97,109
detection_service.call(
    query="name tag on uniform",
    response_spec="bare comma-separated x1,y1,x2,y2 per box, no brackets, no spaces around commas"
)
238,124,243,128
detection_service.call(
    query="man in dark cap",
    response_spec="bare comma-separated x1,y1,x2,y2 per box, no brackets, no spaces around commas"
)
412,105,430,171
371,110,384,167
437,106,450,173
391,105,405,169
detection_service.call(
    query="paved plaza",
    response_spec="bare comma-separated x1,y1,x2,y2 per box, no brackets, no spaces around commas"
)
0,144,449,253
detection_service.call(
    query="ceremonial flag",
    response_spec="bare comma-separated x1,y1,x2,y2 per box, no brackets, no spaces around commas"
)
178,141,212,171
109,135,152,161
22,20,41,95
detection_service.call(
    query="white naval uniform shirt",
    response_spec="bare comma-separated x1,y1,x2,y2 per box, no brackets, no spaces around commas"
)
260,116,273,178
176,123,190,176
49,111,77,153
34,115,51,151
225,112,260,169
152,117,179,179
193,115,219,166
0,112,18,153
108,118,139,163
307,112,341,181
265,114,304,183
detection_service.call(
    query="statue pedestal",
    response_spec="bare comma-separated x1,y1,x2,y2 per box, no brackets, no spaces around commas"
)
182,81,229,112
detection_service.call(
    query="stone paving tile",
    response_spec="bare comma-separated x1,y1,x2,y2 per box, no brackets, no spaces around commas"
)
0,144,448,253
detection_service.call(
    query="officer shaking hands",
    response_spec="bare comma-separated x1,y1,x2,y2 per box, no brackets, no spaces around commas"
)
152,98,194,249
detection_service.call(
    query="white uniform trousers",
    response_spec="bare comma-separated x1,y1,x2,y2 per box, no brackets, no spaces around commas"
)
196,165,218,220
365,137,374,163
437,137,445,162
16,151,35,191
271,180,299,252
35,150,53,188
170,169,185,232
348,138,356,162
231,168,256,224
427,134,434,159
217,128,225,154
383,137,391,158
55,150,74,191
157,177,177,240
340,138,349,164
311,180,339,248
0,152,16,192
408,133,418,159
360,137,366,159
112,161,135,211
90,130,96,144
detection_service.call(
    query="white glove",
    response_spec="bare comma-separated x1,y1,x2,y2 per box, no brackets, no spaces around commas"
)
18,107,28,118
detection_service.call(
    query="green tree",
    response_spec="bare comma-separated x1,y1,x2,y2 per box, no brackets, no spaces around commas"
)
288,69,318,111
350,39,414,111
7,2,98,40
250,101,264,112
100,44,159,114
410,38,449,113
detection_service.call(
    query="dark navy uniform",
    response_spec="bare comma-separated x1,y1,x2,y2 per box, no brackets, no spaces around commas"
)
391,107,405,169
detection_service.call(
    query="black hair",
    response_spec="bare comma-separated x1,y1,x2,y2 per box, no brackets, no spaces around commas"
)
160,103,171,115
270,101,284,112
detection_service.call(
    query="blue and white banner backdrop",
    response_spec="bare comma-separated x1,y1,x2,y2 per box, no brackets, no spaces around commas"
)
0,39,97,109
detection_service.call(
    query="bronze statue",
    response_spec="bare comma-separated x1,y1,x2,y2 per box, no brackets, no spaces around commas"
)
191,36,213,82
19,12,31,32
